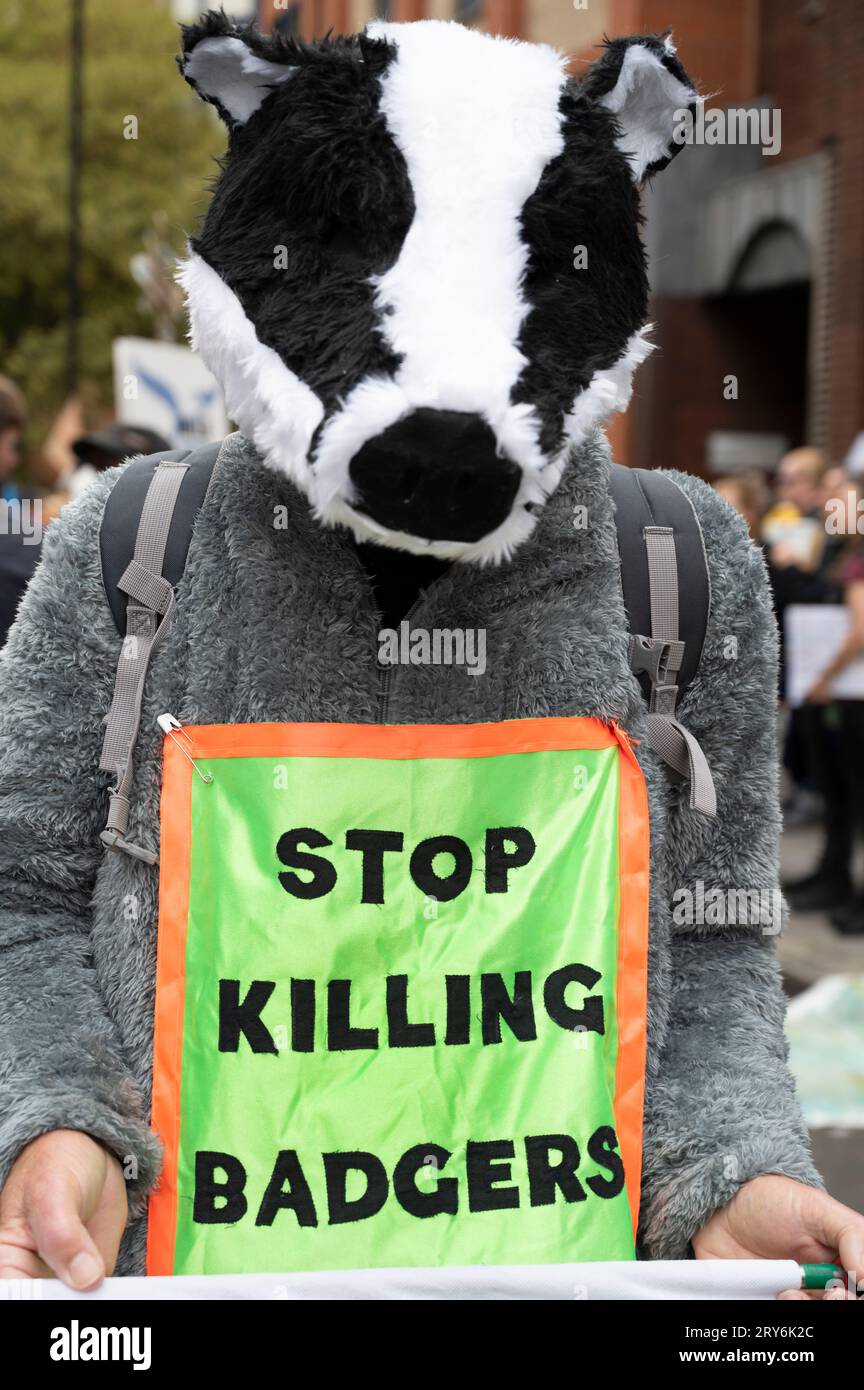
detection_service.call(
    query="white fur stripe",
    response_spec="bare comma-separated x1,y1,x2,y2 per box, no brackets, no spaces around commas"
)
311,20,570,550
177,252,324,489
563,328,655,444
366,20,567,419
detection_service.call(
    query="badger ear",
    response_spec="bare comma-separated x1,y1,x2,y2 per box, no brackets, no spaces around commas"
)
180,25,297,127
582,33,698,183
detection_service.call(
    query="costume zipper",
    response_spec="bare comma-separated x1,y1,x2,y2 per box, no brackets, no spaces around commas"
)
341,546,392,722
342,542,445,726
376,593,428,723
377,663,394,724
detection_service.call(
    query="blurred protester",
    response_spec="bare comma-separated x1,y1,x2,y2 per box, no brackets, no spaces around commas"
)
1,392,171,647
68,423,171,497
32,421,172,541
35,397,88,492
766,450,846,839
776,446,827,515
40,409,171,504
764,449,841,619
799,501,864,937
713,471,770,541
764,446,829,570
821,463,852,514
846,431,864,482
0,376,26,502
0,376,40,647
0,520,41,648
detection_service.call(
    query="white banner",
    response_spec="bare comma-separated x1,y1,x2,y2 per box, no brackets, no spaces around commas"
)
13,1260,804,1302
112,337,227,451
785,603,864,707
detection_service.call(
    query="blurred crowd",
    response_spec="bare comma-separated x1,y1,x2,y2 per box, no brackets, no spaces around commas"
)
715,445,864,937
0,373,169,644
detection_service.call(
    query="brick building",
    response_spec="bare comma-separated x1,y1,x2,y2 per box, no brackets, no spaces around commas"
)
604,0,864,478
178,0,864,474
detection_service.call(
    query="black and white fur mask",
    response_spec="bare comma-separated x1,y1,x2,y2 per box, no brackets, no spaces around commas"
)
178,14,696,563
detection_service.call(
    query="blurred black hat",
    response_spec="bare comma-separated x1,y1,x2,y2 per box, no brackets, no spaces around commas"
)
73,423,172,470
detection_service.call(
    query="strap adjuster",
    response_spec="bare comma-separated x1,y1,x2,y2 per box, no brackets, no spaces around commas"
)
651,683,679,717
118,560,175,616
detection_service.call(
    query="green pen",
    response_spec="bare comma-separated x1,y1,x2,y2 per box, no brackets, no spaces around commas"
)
800,1263,845,1291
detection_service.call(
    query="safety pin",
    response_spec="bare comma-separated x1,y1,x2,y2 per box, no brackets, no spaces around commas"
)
157,713,213,784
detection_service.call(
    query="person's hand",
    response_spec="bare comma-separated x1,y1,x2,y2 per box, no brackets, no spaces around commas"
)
770,542,806,570
0,1129,127,1288
693,1174,864,1299
805,676,833,704
34,395,85,490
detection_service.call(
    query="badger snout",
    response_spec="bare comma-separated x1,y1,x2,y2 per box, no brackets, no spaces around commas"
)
347,408,522,543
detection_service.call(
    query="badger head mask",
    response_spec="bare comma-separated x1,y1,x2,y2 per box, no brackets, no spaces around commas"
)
178,15,697,563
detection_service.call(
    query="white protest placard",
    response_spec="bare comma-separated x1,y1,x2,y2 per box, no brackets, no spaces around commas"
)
112,337,227,450
30,1259,803,1301
785,603,864,706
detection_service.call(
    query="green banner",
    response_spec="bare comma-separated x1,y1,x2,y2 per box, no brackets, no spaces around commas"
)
166,740,637,1273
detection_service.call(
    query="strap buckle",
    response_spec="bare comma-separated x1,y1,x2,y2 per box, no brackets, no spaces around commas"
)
629,634,684,684
629,634,685,718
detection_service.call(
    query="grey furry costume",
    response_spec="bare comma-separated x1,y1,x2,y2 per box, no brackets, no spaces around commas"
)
0,428,819,1273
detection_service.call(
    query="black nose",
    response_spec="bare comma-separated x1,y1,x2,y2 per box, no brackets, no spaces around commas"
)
347,409,521,542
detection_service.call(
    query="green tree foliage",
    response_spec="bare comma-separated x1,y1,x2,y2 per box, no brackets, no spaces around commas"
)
0,0,224,450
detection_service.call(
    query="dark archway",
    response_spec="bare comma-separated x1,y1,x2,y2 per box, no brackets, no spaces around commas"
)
711,219,812,454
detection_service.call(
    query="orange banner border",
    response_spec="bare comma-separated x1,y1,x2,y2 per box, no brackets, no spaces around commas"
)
155,716,636,762
146,716,649,1274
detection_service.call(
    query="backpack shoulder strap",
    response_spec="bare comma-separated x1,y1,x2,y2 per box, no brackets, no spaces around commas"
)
609,463,716,817
97,440,223,863
100,441,222,635
609,463,710,703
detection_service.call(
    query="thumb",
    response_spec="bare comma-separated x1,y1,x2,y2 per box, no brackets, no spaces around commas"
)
24,1166,105,1290
807,1190,864,1290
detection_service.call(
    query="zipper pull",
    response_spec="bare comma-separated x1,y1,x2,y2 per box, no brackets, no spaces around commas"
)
157,713,213,784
